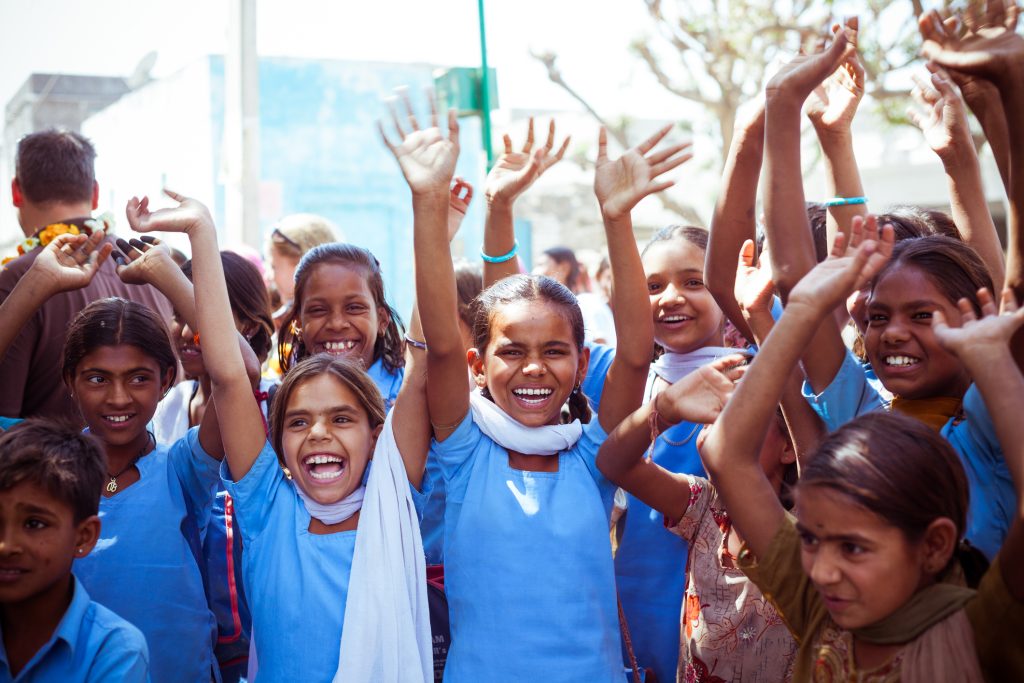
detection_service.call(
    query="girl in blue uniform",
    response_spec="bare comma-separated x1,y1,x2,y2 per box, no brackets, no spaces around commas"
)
126,190,433,682
382,96,688,681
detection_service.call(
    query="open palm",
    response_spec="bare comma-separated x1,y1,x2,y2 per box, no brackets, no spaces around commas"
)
126,190,214,236
31,231,112,294
379,92,459,196
921,1,1024,83
806,56,864,131
594,125,691,221
485,118,569,203
933,288,1024,357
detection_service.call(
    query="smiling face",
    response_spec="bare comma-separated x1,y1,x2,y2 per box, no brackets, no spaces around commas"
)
643,239,724,354
70,345,172,451
0,481,99,607
280,374,380,505
865,265,970,399
795,485,930,630
169,309,248,379
298,262,387,370
471,299,588,427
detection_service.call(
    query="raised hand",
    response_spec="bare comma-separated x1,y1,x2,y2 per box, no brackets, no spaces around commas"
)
920,0,1024,84
766,21,856,103
126,189,215,236
934,287,1024,359
657,354,748,425
28,230,112,295
447,177,473,241
735,239,776,321
806,31,865,135
113,235,178,286
379,89,459,196
485,118,569,205
787,214,893,315
594,125,692,221
908,66,974,161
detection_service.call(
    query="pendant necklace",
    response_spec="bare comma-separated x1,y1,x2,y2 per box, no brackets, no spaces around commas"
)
106,431,153,493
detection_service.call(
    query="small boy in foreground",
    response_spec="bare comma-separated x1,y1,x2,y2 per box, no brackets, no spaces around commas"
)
0,420,149,682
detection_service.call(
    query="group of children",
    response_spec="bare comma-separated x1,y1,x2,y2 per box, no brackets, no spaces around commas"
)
2,5,1023,682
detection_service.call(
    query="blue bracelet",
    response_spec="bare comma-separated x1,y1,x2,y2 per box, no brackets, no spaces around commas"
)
480,240,519,263
824,196,868,207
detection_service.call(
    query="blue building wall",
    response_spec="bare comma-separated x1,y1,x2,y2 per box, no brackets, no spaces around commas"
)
207,55,493,319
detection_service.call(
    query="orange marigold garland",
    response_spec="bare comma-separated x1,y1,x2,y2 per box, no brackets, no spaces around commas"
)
2,213,115,268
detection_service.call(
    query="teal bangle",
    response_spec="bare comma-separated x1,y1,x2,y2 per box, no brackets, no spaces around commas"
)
480,240,518,263
824,196,867,207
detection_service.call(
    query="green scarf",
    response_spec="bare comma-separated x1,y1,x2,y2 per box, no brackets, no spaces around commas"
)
851,582,975,644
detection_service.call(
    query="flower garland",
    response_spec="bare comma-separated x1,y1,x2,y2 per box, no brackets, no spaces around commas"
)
2,212,115,268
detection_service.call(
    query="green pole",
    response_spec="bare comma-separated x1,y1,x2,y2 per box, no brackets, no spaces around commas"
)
477,0,494,168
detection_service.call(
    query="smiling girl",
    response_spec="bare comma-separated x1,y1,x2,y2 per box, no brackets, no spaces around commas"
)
276,244,406,409
0,228,222,683
382,95,687,680
699,225,1024,681
124,190,433,682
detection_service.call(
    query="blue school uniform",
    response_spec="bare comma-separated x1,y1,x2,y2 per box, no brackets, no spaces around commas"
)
615,421,704,682
0,576,149,683
803,349,1016,560
73,428,219,683
433,412,623,683
365,357,404,411
223,440,356,683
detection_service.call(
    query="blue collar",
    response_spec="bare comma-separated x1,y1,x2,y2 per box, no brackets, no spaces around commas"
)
0,575,89,672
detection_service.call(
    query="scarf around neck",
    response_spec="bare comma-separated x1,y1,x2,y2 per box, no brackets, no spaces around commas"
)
890,395,962,432
646,346,750,400
296,484,365,525
469,390,582,456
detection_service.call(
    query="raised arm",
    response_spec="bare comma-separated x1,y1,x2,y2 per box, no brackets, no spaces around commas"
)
764,25,858,393
0,231,111,363
920,8,1011,194
380,94,465,441
482,119,569,287
113,235,200,328
126,191,265,477
701,223,892,558
806,23,869,249
593,124,689,429
705,100,766,344
907,65,1005,293
596,355,745,520
933,287,1024,598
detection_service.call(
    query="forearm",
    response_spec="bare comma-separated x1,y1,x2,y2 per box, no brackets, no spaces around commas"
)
963,89,1011,196
0,271,56,361
392,302,430,488
597,400,655,483
817,129,867,249
779,367,826,469
942,150,1006,293
414,191,464,356
604,214,653,369
999,82,1024,304
764,99,818,298
482,198,519,287
707,130,764,343
149,263,199,329
189,225,248,388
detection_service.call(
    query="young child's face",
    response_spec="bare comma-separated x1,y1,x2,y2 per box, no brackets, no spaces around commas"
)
299,263,387,370
268,248,299,303
169,309,248,380
795,485,931,630
0,481,99,606
281,374,380,505
70,344,173,449
644,239,724,354
865,265,970,399
472,299,587,428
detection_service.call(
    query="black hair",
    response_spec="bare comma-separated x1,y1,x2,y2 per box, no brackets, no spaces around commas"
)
15,129,96,206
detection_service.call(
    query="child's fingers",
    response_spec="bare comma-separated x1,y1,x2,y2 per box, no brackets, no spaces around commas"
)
830,231,849,259
503,134,513,156
427,88,439,129
522,117,535,153
378,120,398,152
543,119,555,152
386,98,407,139
738,239,756,270
140,235,161,246
1001,287,1020,314
162,189,185,203
977,287,997,317
647,140,692,166
552,136,571,162
635,123,673,155
932,306,950,333
115,238,141,260
646,180,675,196
447,108,459,143
987,0,1007,27
90,242,114,270
597,127,609,162
650,150,693,178
397,88,419,131
956,295,978,323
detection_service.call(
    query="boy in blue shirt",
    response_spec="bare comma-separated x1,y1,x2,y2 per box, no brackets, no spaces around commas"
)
0,420,149,682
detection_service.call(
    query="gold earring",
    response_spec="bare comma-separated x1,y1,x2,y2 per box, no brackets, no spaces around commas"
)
282,466,293,480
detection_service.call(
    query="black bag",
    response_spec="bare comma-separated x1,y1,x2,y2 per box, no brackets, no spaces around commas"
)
427,564,450,682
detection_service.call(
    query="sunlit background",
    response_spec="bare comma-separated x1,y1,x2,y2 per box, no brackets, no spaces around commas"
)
0,0,1010,312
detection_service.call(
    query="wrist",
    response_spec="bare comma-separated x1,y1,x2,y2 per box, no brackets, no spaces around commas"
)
411,188,451,205
22,266,62,298
600,205,631,223
814,126,854,147
485,193,515,212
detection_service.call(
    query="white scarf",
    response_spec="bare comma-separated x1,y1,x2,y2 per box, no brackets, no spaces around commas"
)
335,411,432,682
296,486,365,525
469,390,582,455
646,346,751,401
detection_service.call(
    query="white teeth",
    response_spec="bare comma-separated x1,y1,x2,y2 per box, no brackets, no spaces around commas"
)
324,341,358,352
885,355,919,367
513,387,554,397
662,315,691,323
105,415,131,423
309,470,343,481
304,454,343,465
